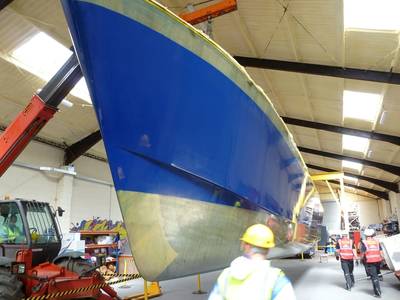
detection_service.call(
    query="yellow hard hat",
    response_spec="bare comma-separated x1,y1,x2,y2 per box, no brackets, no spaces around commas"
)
31,231,39,242
241,224,275,248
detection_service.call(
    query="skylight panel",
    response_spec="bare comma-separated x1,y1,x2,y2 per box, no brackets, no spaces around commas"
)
11,32,91,103
342,160,363,172
71,78,91,103
343,90,381,122
12,32,72,81
342,135,370,154
344,0,400,31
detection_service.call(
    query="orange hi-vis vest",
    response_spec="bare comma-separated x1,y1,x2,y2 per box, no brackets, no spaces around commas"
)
362,238,382,263
338,238,354,260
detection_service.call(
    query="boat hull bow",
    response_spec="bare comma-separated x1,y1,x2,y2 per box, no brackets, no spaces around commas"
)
62,0,323,281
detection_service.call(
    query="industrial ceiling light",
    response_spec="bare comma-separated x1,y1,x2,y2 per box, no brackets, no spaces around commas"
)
61,99,74,108
72,77,91,103
11,32,91,104
342,160,363,172
344,0,400,31
343,90,382,122
342,134,370,154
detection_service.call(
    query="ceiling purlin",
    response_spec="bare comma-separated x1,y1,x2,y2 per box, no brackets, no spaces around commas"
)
230,7,287,115
0,0,14,11
328,180,388,200
300,146,400,176
283,8,325,165
380,35,400,180
337,0,345,67
8,1,71,47
307,163,398,192
337,0,345,130
372,35,400,182
313,179,376,200
282,117,400,146
234,56,400,84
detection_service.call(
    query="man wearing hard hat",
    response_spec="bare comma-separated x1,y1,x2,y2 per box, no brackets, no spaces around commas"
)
361,228,384,298
208,224,296,300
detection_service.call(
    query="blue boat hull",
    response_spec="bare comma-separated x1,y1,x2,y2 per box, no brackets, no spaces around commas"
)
62,0,323,281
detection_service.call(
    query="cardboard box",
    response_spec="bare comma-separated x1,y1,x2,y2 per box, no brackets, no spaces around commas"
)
60,233,85,254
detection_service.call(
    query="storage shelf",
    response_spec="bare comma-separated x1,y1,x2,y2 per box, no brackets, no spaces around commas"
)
85,243,117,249
79,230,118,235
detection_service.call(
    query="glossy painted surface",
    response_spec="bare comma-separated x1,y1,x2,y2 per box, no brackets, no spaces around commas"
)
62,0,323,280
63,0,303,218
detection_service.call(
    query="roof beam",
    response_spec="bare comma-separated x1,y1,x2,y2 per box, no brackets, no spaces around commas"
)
307,163,398,193
282,116,400,146
0,124,106,163
64,130,102,165
328,180,389,200
298,146,400,176
234,56,400,85
60,116,400,164
0,0,13,11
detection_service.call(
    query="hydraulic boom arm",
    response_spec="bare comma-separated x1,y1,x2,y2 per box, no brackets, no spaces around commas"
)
0,0,238,175
0,53,82,176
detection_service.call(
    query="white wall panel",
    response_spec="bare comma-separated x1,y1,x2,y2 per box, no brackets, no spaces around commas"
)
15,140,63,166
70,178,122,226
0,141,62,205
109,189,122,221
356,199,381,226
74,155,112,182
321,191,382,232
389,191,400,222
0,141,122,229
321,201,340,231
0,164,58,206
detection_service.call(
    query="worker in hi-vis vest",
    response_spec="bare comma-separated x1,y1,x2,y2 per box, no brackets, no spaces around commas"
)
335,232,357,291
361,228,384,298
8,214,24,243
208,224,296,300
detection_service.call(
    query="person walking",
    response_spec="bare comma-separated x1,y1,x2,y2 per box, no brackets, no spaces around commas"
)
208,224,296,300
361,228,384,298
335,232,357,290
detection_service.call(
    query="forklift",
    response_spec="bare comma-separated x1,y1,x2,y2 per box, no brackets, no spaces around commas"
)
0,52,119,298
0,198,120,299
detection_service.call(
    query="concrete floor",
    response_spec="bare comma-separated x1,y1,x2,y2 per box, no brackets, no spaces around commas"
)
121,256,399,300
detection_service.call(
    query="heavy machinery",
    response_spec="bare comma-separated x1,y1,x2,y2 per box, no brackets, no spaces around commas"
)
0,198,119,299
382,219,399,236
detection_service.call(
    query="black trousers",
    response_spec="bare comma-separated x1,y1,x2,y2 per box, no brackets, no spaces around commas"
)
366,262,381,296
364,261,382,277
341,259,354,288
